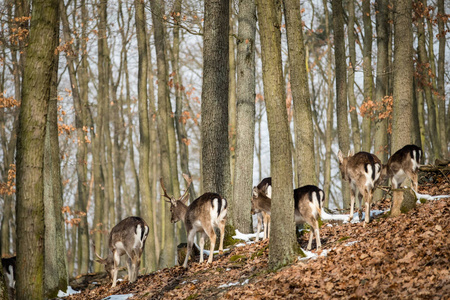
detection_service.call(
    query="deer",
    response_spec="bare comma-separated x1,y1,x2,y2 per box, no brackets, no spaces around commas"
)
162,174,227,268
94,216,149,287
2,256,16,289
251,177,325,250
385,144,422,191
251,177,271,241
338,150,382,225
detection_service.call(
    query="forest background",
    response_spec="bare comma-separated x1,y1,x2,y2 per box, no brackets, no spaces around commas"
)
0,0,448,299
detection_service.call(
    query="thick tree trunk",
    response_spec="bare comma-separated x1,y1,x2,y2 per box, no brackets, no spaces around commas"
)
391,0,413,153
201,0,231,200
256,0,297,270
232,0,256,234
135,0,157,272
150,0,176,268
15,0,59,298
284,0,317,187
332,0,351,208
346,0,361,152
229,1,237,188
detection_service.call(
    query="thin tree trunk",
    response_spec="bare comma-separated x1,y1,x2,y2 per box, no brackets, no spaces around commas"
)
284,0,317,187
347,0,361,152
135,0,157,272
332,0,351,208
391,0,413,153
256,0,297,270
15,0,59,298
437,0,447,156
362,0,373,152
232,0,256,234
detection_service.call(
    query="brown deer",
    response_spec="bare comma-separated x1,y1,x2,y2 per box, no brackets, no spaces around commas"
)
94,216,149,287
251,177,271,241
251,178,325,250
338,150,382,225
162,174,227,268
385,144,422,191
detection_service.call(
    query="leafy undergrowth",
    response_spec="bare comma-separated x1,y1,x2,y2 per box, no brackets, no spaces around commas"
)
67,186,450,299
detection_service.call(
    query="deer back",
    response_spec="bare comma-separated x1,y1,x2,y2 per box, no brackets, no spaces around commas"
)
184,192,227,232
341,151,382,190
251,177,272,215
387,144,422,176
294,185,324,223
109,216,149,255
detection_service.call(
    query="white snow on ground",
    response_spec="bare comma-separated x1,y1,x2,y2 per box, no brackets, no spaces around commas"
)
321,209,387,224
102,294,133,300
232,229,264,242
413,190,450,203
218,279,250,288
57,286,80,297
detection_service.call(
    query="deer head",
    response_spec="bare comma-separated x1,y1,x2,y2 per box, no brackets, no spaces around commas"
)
161,174,192,223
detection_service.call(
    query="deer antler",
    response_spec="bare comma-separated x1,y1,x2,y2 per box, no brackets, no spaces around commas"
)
92,241,105,262
160,178,173,203
181,174,192,200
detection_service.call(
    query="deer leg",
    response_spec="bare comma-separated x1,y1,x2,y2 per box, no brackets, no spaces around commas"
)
315,220,321,249
348,188,356,221
406,170,418,191
265,214,271,239
357,193,363,221
112,250,120,288
364,190,372,226
307,229,314,251
255,213,262,242
126,256,133,282
219,219,225,254
199,232,206,263
205,227,217,264
183,230,196,268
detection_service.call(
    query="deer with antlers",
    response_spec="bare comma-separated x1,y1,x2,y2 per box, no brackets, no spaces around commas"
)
94,216,149,287
162,174,227,268
338,150,382,225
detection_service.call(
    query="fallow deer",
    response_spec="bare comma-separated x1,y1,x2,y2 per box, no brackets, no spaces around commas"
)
94,216,149,287
386,144,422,191
338,150,382,225
162,174,227,268
251,177,271,241
251,177,325,250
2,256,16,289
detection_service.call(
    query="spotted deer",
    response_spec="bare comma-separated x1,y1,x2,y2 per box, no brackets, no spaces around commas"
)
251,177,272,241
162,174,227,268
94,216,149,287
338,150,382,225
251,178,324,250
386,144,422,191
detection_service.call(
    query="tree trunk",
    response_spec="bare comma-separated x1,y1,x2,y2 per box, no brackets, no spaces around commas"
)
15,0,59,298
346,0,361,152
201,0,231,200
362,0,373,152
284,0,317,187
135,0,157,272
44,35,68,297
229,0,237,188
150,0,176,268
416,0,440,160
232,0,256,234
256,0,297,270
437,0,447,157
332,0,351,208
391,0,413,153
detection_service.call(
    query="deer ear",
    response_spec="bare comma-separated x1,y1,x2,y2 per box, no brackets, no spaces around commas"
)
338,150,346,163
348,149,354,157
252,187,258,197
181,193,190,205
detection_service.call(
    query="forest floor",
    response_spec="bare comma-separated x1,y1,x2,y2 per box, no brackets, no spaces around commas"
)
65,169,450,300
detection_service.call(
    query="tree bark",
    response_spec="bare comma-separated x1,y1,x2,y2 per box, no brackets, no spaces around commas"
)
332,0,351,208
362,0,373,152
256,0,297,270
437,0,447,157
346,0,361,152
284,0,317,187
15,0,59,298
232,0,256,234
201,0,231,200
391,0,413,153
229,0,237,188
135,0,157,272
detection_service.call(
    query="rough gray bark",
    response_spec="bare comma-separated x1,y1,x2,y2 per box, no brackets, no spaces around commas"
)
332,0,351,208
284,0,317,187
15,0,59,298
232,0,256,233
362,0,373,152
437,0,447,156
135,0,157,272
391,0,413,153
201,0,231,201
256,0,297,270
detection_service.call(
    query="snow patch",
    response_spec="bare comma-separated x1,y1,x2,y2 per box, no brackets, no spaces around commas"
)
57,286,80,297
344,241,359,247
218,279,249,288
298,248,329,261
413,190,450,203
232,229,263,242
102,294,133,300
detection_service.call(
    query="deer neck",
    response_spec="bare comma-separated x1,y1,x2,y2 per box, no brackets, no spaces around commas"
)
176,201,189,223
